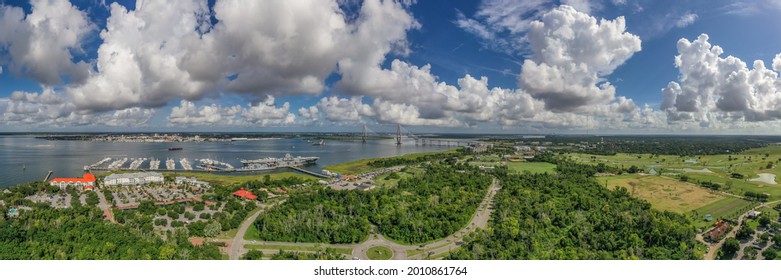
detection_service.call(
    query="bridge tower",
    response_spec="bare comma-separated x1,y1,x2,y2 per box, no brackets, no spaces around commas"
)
362,124,368,143
396,124,402,145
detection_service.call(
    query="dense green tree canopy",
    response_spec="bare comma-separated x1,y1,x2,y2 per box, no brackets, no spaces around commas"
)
254,164,491,244
447,165,700,260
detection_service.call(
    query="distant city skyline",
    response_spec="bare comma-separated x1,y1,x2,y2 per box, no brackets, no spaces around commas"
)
2,0,781,134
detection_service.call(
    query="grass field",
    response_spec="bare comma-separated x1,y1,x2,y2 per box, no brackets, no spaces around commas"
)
366,246,393,260
691,197,755,228
243,244,353,255
566,149,781,230
685,173,781,199
244,221,262,241
372,167,420,188
467,161,557,174
160,171,314,186
507,162,557,174
324,149,458,175
599,175,724,213
567,147,781,200
215,228,238,239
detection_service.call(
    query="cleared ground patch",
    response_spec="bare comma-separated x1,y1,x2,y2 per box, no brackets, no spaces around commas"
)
602,175,723,213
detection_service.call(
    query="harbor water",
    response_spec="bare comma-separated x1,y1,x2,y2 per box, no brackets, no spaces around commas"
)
0,136,454,188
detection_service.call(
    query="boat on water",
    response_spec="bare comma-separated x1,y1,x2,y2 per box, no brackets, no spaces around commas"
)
240,153,318,171
312,139,325,146
168,147,183,151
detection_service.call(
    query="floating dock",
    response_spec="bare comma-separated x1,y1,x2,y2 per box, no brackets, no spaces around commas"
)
149,159,160,170
84,154,321,174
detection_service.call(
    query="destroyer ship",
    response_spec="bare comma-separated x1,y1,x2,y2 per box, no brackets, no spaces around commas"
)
240,153,318,171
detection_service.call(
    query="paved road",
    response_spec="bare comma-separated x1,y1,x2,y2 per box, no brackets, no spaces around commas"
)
95,190,116,223
228,201,283,260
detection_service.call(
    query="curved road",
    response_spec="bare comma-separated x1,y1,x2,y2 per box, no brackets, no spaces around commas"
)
227,178,500,260
228,201,284,260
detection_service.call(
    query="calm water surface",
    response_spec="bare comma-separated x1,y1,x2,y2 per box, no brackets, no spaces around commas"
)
0,136,453,188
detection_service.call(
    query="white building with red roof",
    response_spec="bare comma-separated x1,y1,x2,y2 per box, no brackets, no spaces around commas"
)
50,173,96,191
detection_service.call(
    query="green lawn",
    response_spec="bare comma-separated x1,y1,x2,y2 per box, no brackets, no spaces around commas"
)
244,244,352,255
238,207,267,241
366,246,393,260
507,162,557,174
372,168,418,188
324,149,459,175
466,161,556,174
600,174,724,214
215,228,238,239
691,197,755,228
160,171,314,186
244,221,262,241
685,173,781,200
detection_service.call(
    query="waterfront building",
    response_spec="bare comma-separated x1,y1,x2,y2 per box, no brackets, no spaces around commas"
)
50,173,96,191
103,172,164,186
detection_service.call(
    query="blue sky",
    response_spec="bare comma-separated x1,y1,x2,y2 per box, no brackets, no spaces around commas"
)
2,0,781,133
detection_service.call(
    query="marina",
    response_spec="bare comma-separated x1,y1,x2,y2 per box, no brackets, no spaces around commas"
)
149,158,160,170
180,158,193,170
0,136,451,187
82,153,319,173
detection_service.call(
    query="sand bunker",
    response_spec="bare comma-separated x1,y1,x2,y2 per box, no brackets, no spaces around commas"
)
672,168,713,173
750,173,777,185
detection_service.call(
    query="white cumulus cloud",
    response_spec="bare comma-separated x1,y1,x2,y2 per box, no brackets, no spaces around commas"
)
519,5,641,112
662,34,781,126
0,0,94,85
167,96,296,127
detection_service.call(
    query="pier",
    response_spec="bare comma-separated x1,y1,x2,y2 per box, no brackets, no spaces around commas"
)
43,170,53,182
288,166,329,178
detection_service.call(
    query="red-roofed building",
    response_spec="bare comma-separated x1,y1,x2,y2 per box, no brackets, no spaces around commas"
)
50,173,96,191
707,220,730,241
232,189,258,200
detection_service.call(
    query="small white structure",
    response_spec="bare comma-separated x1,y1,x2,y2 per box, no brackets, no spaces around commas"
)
748,210,762,219
104,172,164,186
515,146,532,152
